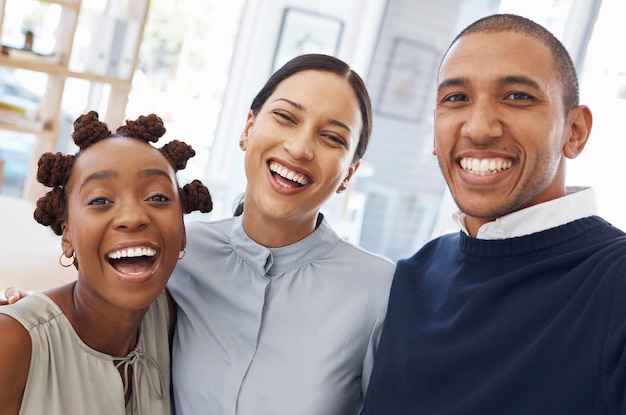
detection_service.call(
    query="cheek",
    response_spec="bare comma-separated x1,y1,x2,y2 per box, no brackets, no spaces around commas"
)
433,133,451,160
65,207,89,239
327,159,352,185
164,217,186,246
524,123,563,158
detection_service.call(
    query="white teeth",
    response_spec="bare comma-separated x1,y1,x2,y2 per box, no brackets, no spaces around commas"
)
269,162,310,185
460,157,512,176
108,247,157,260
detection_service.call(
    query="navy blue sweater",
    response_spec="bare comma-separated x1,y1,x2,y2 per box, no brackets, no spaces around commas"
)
362,216,626,415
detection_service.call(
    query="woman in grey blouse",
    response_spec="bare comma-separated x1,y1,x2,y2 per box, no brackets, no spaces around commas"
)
167,54,395,415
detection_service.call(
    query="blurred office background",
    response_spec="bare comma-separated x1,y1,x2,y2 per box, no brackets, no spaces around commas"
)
0,0,623,271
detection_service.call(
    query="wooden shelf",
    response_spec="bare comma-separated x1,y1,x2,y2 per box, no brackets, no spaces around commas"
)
38,0,80,9
0,0,149,201
0,55,134,86
0,53,65,75
0,122,44,135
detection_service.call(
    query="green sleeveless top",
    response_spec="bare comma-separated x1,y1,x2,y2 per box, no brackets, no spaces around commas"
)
0,291,171,414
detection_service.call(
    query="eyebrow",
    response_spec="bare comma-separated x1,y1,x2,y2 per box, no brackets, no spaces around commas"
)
79,168,171,190
140,168,172,180
274,98,303,111
437,77,468,92
273,98,353,134
438,75,541,92
499,75,541,91
80,170,117,190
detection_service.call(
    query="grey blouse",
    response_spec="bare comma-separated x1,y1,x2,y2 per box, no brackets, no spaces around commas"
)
168,215,395,415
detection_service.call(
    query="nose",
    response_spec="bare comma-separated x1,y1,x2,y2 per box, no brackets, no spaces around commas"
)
283,128,314,161
112,199,150,231
460,99,503,144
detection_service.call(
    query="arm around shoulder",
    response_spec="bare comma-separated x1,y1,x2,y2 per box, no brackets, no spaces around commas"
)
0,315,32,415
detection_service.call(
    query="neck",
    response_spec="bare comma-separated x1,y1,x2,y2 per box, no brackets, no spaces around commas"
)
46,281,146,357
241,210,319,248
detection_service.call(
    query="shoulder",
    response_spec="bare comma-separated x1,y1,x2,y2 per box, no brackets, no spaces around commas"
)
185,217,234,247
185,216,234,232
320,240,395,318
0,314,31,354
333,238,396,277
398,232,459,263
0,314,31,411
573,219,626,270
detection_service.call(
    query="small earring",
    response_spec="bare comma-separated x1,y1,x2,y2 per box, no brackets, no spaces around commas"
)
59,253,75,268
239,140,246,150
178,247,186,260
337,183,348,193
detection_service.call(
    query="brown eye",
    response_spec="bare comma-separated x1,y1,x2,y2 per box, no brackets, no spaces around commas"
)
446,93,467,102
322,134,347,148
147,194,170,203
505,92,531,100
274,111,294,123
88,197,110,206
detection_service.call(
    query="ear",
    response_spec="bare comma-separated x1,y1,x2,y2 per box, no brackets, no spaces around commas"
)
563,105,592,159
239,110,255,151
336,162,360,193
60,223,74,257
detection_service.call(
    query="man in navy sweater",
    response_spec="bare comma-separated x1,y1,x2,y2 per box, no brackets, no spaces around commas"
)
362,13,626,415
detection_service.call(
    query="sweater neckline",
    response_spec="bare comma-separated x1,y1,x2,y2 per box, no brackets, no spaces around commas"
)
458,216,609,257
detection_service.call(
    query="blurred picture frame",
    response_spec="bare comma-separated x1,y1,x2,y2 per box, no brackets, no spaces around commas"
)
377,37,439,123
272,7,344,73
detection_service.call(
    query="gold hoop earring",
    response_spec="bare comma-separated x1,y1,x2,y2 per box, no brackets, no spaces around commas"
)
178,247,186,260
59,253,75,268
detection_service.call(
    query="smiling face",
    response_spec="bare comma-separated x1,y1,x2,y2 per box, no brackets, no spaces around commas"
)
434,31,590,236
239,69,362,246
62,137,185,309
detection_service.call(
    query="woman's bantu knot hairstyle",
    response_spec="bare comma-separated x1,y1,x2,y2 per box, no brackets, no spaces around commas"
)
160,140,195,171
36,152,74,188
34,111,213,236
72,110,112,149
116,113,166,143
35,187,66,236
180,179,213,214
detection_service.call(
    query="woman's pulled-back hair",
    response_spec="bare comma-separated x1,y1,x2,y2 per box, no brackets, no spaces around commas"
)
250,53,373,166
34,110,213,235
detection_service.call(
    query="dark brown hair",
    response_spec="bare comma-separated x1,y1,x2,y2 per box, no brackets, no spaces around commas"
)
34,110,213,235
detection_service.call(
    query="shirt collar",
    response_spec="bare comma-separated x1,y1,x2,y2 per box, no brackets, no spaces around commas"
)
230,214,340,275
453,186,598,240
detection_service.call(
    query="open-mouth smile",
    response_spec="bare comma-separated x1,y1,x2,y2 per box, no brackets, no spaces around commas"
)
269,161,311,188
460,157,513,176
106,246,158,278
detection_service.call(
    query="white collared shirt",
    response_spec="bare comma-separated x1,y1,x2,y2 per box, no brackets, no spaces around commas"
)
454,186,598,240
